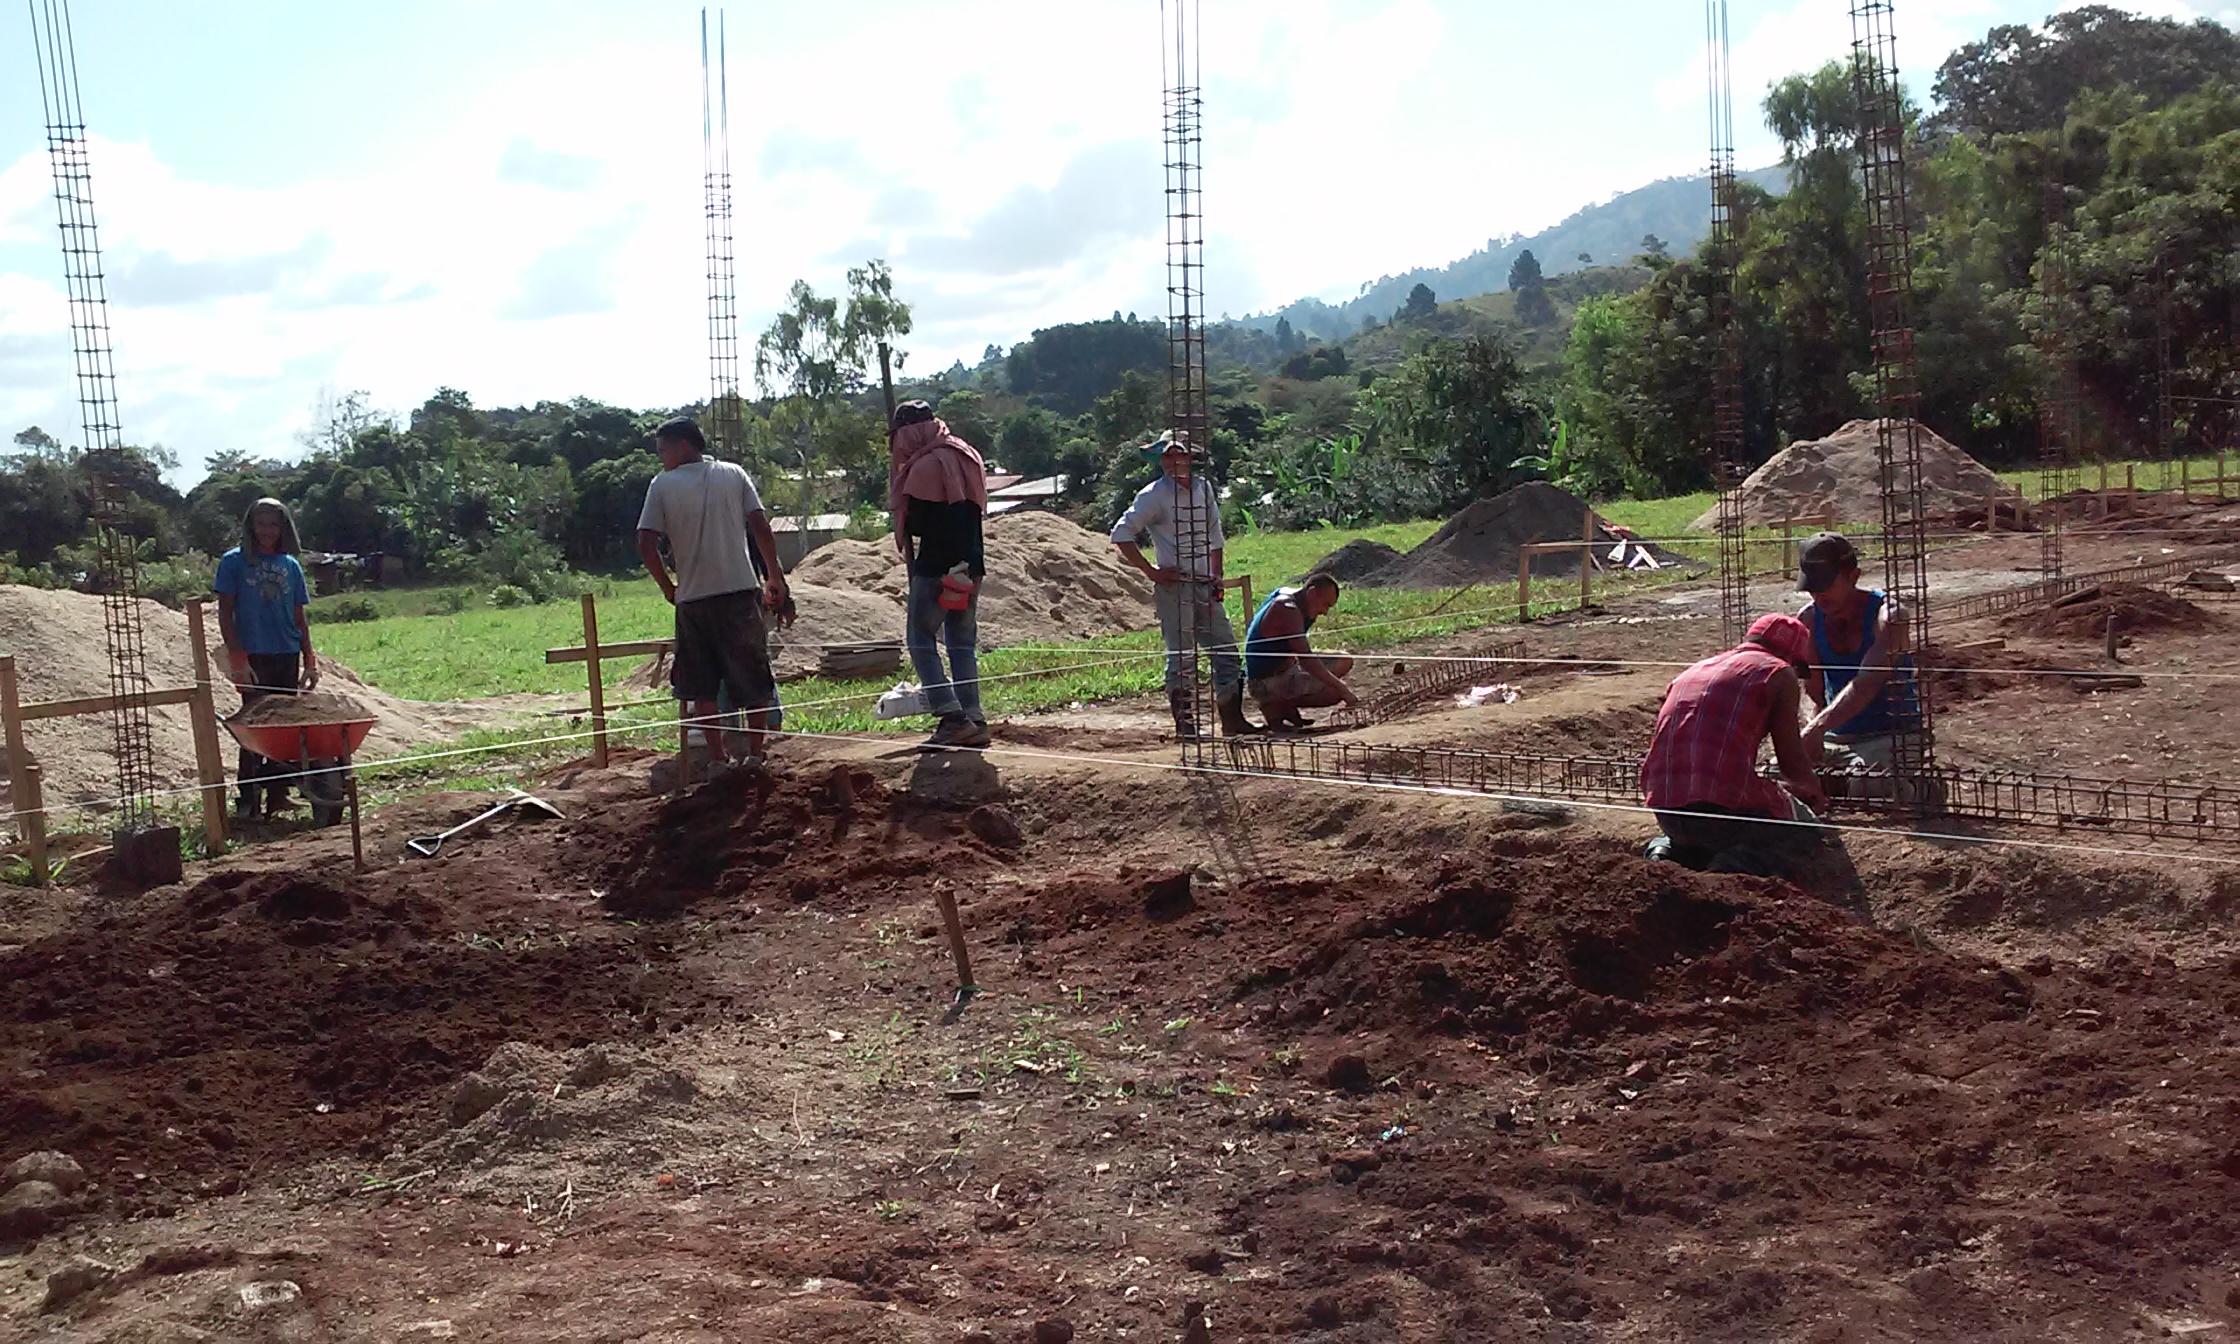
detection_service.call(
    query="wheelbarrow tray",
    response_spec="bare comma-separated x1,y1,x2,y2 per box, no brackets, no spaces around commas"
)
223,716,377,760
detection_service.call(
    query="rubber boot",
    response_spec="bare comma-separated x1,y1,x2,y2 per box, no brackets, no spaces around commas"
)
1167,689,1202,743
1215,686,1255,737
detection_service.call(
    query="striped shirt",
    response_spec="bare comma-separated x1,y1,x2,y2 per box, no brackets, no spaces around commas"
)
1639,645,1791,818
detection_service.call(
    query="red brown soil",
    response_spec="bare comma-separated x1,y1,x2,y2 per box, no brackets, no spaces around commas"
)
2007,582,2213,639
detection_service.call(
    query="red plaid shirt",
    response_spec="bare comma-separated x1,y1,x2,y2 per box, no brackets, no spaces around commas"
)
1639,645,1790,818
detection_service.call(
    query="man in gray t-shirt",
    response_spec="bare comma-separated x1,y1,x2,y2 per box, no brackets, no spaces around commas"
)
636,416,789,766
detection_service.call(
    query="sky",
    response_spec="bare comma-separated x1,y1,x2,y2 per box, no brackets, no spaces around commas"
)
1,0,2234,486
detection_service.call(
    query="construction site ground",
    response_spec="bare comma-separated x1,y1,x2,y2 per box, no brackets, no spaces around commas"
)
4,516,2239,1342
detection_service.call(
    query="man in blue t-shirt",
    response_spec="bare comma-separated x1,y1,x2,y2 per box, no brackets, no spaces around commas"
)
213,497,319,821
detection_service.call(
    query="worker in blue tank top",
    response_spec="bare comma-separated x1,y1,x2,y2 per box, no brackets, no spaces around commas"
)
1794,531,1925,798
1243,573,1356,729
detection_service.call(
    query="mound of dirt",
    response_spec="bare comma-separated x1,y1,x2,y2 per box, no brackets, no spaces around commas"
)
1691,418,2005,530
0,865,676,1213
1368,483,1691,591
0,586,522,807
2005,583,2210,639
791,510,1155,644
1303,539,1405,585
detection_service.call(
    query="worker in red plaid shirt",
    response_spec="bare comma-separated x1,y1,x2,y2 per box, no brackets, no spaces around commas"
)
1639,613,1829,877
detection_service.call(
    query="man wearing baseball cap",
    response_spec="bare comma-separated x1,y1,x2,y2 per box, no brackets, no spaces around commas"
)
1793,531,1923,797
1110,430,1253,740
1639,613,1829,875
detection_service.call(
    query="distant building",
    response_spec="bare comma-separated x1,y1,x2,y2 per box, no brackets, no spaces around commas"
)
986,474,1068,517
769,513,853,569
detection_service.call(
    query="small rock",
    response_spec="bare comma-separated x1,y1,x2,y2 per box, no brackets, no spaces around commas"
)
0,1180,70,1240
1181,1245,1224,1274
967,805,1025,849
237,1280,303,1311
1323,1055,1373,1094
4,1151,86,1195
1141,870,1196,920
38,1255,119,1312
2219,1149,2240,1180
1184,1300,1214,1344
1328,1149,1383,1180
1030,1318,1075,1344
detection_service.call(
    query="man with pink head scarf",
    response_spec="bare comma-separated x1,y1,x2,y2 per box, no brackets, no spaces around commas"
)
889,400,990,749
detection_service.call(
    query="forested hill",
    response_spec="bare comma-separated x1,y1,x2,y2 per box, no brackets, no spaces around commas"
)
1236,165,1788,342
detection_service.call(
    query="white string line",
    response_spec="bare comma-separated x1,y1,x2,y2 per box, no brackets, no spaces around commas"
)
743,723,2240,869
19,693,2237,870
1315,649,2240,682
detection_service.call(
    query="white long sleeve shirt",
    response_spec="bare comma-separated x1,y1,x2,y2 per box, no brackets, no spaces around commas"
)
1109,474,1223,580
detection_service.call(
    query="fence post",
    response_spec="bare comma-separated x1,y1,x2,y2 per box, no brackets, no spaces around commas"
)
580,593,609,768
0,656,46,884
1516,551,1532,620
1579,512,1594,609
183,600,228,856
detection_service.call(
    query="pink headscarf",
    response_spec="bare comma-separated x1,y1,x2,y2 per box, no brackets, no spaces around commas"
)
889,418,987,522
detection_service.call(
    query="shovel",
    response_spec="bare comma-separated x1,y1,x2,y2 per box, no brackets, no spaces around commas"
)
406,788,564,858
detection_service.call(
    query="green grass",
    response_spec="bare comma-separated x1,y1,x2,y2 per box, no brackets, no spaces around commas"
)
1224,519,1441,584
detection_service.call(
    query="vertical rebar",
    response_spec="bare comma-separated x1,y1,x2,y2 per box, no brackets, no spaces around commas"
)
1849,0,1936,803
1162,0,1214,765
2037,175,2078,581
30,0,156,832
1705,0,1749,646
703,9,743,459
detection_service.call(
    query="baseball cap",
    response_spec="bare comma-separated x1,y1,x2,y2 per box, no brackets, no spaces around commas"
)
1140,429,1199,459
1795,531,1858,592
1745,613,1814,670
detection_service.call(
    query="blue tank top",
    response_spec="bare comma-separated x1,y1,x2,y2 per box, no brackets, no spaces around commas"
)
1808,589,1921,738
1244,587,1304,682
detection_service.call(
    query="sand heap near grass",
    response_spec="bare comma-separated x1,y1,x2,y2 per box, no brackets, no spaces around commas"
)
791,510,1156,645
0,585,520,808
1690,418,2005,530
1358,483,1692,591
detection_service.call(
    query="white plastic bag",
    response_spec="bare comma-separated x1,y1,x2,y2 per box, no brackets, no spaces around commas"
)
875,682,930,721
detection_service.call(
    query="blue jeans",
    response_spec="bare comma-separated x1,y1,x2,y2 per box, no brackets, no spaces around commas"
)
1155,580,1242,694
907,574,982,720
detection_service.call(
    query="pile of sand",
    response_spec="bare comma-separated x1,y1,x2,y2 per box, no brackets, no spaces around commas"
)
0,586,522,809
1364,483,1691,591
791,510,1156,645
2005,583,2211,640
1690,419,2006,530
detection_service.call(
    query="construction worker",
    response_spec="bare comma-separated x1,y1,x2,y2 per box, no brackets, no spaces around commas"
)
1242,573,1355,728
1794,531,1924,797
1111,430,1252,740
215,497,319,821
636,416,788,767
890,399,991,750
1640,613,1829,876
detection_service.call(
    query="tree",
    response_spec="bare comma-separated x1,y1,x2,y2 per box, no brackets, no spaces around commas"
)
1577,252,1594,266
1274,315,1297,352
843,258,913,420
1366,332,1549,506
1003,318,1167,415
1509,249,1555,325
1640,234,1669,258
1931,5,2240,140
1399,282,1437,322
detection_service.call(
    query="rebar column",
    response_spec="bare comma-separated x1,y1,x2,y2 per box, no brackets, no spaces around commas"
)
1162,0,1215,765
2036,176,2078,581
30,0,158,835
1848,1,1937,800
1705,0,1749,646
702,9,743,458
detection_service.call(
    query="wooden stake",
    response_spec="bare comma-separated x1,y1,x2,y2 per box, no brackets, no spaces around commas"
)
0,655,43,883
933,881,974,997
184,600,227,856
580,593,608,768
1579,510,1594,609
21,763,46,885
1517,551,1532,619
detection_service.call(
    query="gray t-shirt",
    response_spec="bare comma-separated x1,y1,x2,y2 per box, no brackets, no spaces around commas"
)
637,458,766,602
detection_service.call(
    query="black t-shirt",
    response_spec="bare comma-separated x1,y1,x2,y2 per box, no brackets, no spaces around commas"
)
905,498,985,579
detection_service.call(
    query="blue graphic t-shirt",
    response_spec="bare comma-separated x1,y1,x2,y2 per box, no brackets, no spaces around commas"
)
213,548,310,654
